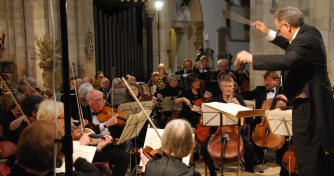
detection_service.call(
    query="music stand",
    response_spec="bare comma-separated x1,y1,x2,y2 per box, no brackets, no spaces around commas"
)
202,102,265,176
161,96,182,112
0,61,15,95
118,101,153,117
266,110,293,175
111,88,126,106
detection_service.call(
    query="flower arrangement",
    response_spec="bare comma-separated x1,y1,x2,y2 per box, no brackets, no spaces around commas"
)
31,34,61,70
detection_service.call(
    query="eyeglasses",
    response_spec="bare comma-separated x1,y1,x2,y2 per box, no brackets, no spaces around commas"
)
276,23,285,35
192,79,200,83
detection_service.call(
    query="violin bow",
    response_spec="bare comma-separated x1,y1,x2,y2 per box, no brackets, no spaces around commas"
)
122,77,162,139
23,80,42,97
0,73,29,124
104,67,115,104
71,63,84,134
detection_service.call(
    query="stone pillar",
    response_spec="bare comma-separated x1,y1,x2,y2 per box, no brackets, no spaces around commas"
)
145,10,155,79
216,26,230,60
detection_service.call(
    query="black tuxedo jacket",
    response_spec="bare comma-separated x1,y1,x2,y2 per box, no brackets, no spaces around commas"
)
252,23,334,152
239,86,283,109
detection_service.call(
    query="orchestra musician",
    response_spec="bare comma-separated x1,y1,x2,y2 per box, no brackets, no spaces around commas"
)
81,89,130,176
99,77,111,104
125,74,136,83
154,74,182,128
237,6,334,176
0,92,24,145
8,120,104,176
96,71,104,81
238,71,288,172
112,78,124,88
17,77,37,96
200,75,255,175
175,59,194,75
193,56,212,82
204,72,227,98
82,76,93,84
156,63,168,90
211,59,229,81
140,119,201,176
229,61,250,92
71,83,94,125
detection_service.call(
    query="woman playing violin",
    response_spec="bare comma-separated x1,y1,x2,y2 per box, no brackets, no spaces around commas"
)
122,82,147,103
200,75,255,175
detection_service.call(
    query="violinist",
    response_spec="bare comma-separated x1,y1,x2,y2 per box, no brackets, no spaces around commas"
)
200,75,255,175
193,56,213,82
112,78,124,88
154,74,182,128
71,83,94,124
229,61,249,92
17,77,37,96
82,76,93,84
140,119,201,176
82,89,129,176
0,92,24,144
122,82,147,103
238,71,288,169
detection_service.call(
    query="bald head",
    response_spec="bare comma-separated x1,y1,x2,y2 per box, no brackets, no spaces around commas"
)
82,76,93,84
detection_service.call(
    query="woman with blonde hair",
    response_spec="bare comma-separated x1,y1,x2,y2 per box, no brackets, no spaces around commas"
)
140,119,200,176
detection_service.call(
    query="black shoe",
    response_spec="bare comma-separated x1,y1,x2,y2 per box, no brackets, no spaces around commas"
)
254,158,267,165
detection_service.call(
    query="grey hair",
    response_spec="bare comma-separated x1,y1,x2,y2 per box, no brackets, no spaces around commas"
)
160,119,195,158
217,59,227,65
86,89,103,101
17,77,36,93
274,6,304,27
112,78,123,88
166,74,177,83
76,79,82,84
78,83,94,102
219,75,234,88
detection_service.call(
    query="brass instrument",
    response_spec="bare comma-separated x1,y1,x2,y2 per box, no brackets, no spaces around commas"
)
156,74,165,90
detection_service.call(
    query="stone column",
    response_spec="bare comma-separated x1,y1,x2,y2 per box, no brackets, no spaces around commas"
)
145,10,155,79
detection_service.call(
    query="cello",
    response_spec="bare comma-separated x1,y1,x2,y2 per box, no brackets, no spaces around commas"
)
252,79,286,172
282,144,298,175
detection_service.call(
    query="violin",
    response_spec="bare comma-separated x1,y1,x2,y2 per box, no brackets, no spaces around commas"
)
97,106,128,126
194,98,211,144
207,126,245,163
72,128,99,146
131,146,164,159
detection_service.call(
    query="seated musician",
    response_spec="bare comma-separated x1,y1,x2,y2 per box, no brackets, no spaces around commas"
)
229,61,250,91
154,74,182,128
140,119,201,176
82,76,93,84
125,74,136,83
81,89,130,176
122,82,148,103
9,95,44,142
112,78,124,88
17,77,37,96
201,75,255,175
71,83,94,124
99,78,111,105
9,120,104,176
0,92,24,145
204,72,227,98
156,63,168,90
175,59,193,75
211,59,229,81
193,56,213,82
238,71,289,175
96,71,104,81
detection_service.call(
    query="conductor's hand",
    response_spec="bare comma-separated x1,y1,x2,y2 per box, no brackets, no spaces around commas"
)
140,149,152,172
276,94,288,102
105,115,118,127
236,50,253,64
157,93,163,100
253,21,270,35
97,134,113,150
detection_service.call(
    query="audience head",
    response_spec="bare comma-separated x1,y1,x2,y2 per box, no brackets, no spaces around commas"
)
186,73,200,89
217,59,228,73
16,120,64,172
101,78,110,90
160,119,195,158
95,71,104,81
87,89,104,113
20,95,44,123
263,71,278,90
82,76,93,84
182,59,192,72
37,100,65,129
166,74,178,88
78,83,94,103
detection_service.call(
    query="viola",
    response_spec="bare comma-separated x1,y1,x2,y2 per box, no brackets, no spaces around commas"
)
207,126,245,163
282,145,298,174
97,106,127,126
131,146,164,159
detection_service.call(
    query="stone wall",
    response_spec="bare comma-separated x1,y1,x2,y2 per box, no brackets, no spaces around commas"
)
250,0,334,88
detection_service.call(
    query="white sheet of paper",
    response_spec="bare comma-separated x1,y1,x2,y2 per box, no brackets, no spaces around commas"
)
56,141,97,172
139,128,192,166
204,102,252,116
266,110,293,136
202,103,244,126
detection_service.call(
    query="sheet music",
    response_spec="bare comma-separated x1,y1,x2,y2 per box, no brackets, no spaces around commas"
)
56,141,96,172
202,103,244,126
205,102,252,116
112,88,126,105
266,110,293,136
139,128,192,166
118,101,153,117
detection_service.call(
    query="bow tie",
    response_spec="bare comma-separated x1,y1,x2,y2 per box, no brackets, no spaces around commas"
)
92,112,99,116
266,89,275,93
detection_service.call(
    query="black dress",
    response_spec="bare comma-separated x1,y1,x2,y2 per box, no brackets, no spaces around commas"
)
177,89,202,128
0,110,19,144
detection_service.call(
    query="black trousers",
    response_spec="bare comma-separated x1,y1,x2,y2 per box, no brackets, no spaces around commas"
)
201,135,255,176
93,143,130,176
292,98,328,176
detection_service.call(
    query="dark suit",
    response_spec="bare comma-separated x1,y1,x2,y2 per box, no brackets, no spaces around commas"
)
193,67,212,81
253,23,334,175
82,106,129,176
